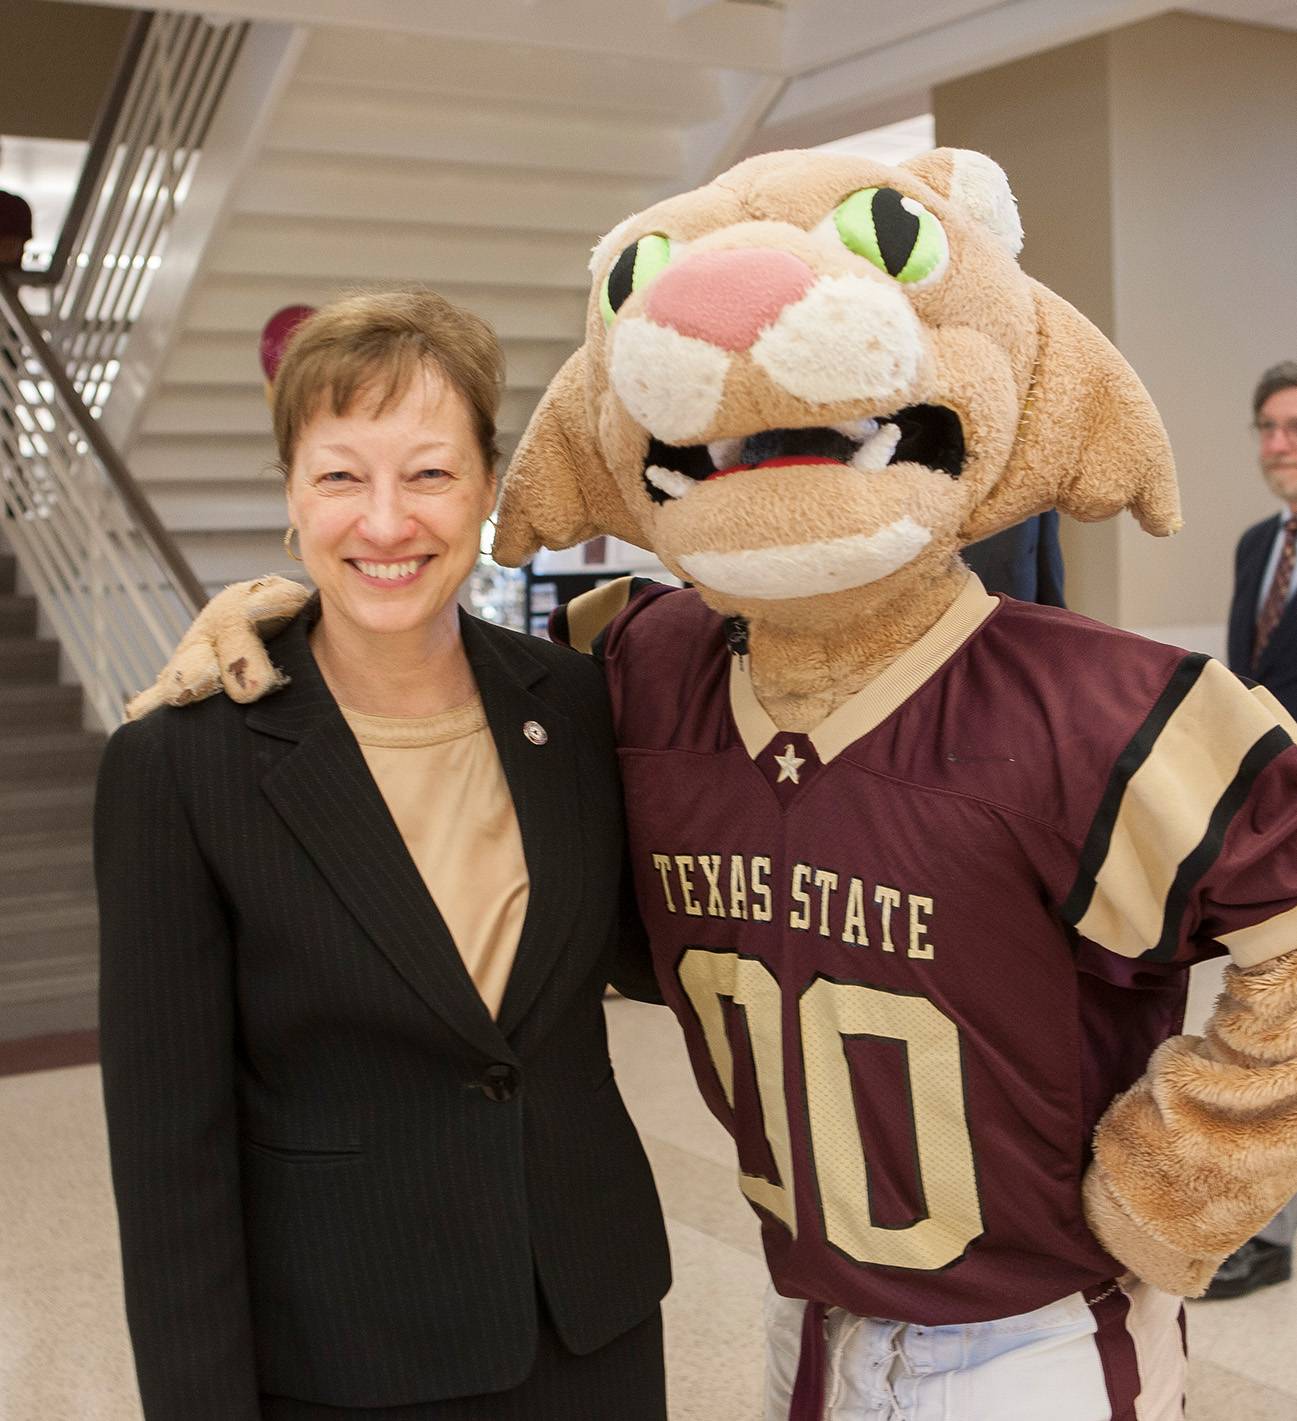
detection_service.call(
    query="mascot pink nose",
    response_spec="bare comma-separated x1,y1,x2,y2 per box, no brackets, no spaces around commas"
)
643,248,816,352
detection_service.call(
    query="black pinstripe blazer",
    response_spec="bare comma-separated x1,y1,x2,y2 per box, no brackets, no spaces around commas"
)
96,605,670,1419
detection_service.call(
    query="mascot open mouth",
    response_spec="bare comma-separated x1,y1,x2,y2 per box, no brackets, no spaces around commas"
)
642,404,965,504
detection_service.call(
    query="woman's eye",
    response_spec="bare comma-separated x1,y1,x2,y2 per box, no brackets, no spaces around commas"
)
319,470,356,483
832,187,948,286
600,233,672,326
413,468,451,482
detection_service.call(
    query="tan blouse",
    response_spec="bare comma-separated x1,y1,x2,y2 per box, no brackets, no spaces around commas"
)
340,697,529,1018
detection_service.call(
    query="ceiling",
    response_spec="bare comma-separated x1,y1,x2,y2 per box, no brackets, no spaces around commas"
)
65,0,1297,152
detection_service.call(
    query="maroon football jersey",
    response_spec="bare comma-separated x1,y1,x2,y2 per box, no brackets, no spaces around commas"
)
556,575,1297,1324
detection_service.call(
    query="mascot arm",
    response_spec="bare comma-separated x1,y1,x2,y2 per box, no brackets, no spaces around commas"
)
127,576,311,720
1080,678,1297,1294
1084,947,1297,1295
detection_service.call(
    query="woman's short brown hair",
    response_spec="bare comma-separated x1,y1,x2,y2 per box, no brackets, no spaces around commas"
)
271,288,504,475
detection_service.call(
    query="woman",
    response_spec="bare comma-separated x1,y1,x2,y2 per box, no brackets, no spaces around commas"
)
96,290,670,1420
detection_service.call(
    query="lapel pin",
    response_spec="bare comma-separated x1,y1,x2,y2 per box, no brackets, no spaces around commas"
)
523,720,548,745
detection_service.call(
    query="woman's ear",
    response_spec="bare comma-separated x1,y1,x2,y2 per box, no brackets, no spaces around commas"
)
491,347,642,566
959,281,1181,545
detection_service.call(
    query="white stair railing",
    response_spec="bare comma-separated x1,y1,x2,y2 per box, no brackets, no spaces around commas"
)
0,10,248,730
0,284,203,731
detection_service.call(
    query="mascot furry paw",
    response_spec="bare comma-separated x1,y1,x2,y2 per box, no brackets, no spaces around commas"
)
144,147,1297,1417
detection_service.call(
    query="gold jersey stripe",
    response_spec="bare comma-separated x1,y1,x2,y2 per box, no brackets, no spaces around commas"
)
1077,657,1292,960
729,572,997,763
563,576,635,655
1216,901,1297,970
1252,683,1297,741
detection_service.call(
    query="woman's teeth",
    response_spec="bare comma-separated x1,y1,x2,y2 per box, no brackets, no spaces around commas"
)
354,558,425,580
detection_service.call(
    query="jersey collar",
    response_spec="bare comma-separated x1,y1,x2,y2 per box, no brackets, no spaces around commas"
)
729,571,999,766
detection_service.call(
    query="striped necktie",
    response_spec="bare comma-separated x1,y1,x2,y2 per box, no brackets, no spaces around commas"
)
1254,516,1297,670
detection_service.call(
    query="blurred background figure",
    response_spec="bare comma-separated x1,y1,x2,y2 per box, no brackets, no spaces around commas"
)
259,303,317,403
964,510,1066,606
0,188,32,270
1206,360,1297,1301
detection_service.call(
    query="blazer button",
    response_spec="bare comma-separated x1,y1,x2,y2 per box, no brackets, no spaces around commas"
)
480,1063,520,1103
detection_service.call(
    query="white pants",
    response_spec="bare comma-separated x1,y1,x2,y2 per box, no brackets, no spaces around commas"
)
763,1280,1186,1421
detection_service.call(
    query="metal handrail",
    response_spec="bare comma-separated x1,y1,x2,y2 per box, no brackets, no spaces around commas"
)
22,14,152,292
0,279,204,610
0,10,250,727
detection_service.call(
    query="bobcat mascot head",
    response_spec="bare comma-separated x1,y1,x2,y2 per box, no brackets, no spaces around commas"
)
492,147,1179,641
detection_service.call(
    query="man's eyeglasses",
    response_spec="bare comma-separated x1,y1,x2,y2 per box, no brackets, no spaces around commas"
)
1252,419,1297,442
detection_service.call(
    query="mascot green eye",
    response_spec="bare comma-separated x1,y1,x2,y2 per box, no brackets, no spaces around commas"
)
600,233,672,326
833,187,947,285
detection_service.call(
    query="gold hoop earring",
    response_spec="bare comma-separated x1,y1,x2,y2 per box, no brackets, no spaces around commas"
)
283,526,302,562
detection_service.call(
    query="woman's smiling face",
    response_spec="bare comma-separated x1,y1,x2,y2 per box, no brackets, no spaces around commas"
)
286,365,496,646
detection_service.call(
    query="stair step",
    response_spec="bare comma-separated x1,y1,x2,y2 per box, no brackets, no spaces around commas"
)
140,384,540,439
211,215,591,290
0,555,14,595
0,637,59,682
0,593,37,636
185,275,588,342
0,889,99,1038
294,29,724,124
0,781,95,835
0,946,98,1040
264,85,681,181
236,151,663,239
162,332,573,390
0,683,84,731
2,892,99,962
0,729,105,787
0,832,94,900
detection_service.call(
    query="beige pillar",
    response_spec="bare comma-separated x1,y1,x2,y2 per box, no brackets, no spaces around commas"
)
934,14,1297,650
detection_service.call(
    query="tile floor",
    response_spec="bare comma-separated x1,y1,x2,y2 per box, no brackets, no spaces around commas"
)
1,963,1294,1419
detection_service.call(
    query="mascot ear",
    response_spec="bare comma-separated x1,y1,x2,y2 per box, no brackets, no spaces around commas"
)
491,347,642,566
960,281,1182,544
902,148,1023,258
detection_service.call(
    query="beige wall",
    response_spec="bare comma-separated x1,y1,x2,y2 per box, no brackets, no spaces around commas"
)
934,13,1297,642
0,1,135,141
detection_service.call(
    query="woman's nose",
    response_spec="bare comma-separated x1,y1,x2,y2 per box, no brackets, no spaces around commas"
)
358,487,418,545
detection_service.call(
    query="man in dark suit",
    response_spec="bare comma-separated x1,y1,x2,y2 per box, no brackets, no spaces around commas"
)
964,510,1066,607
1206,360,1297,1300
1227,361,1297,717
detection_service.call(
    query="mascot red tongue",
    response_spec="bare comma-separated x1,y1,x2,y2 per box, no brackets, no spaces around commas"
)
130,147,1297,1416
490,147,1297,1413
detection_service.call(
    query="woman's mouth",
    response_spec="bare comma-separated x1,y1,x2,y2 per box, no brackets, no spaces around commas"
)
346,556,433,588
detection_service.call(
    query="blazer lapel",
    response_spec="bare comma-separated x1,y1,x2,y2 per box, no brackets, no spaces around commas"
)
246,610,514,1065
462,616,585,1039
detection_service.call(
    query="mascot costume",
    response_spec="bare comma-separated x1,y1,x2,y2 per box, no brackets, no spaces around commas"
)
132,149,1297,1419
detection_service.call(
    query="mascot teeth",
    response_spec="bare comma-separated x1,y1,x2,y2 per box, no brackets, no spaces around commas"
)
645,465,699,501
852,422,904,472
707,437,742,471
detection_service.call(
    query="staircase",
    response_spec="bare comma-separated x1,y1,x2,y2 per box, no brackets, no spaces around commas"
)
0,549,103,1040
123,23,765,593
